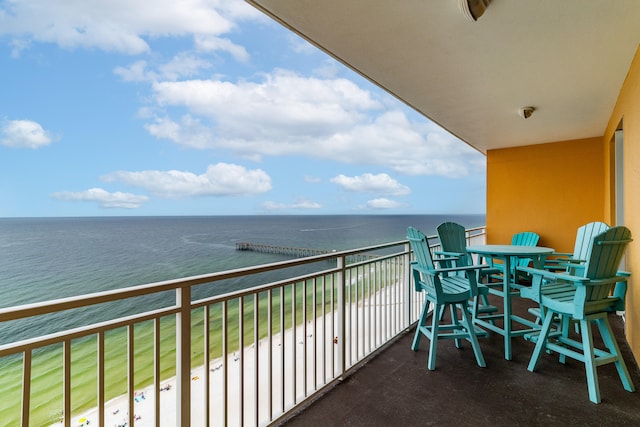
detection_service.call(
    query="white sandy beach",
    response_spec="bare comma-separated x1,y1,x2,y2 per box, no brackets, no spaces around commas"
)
66,324,322,427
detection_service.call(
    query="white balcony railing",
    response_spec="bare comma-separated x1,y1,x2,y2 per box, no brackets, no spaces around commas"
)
0,227,486,427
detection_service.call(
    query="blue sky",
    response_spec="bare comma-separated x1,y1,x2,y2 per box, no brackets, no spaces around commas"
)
0,0,486,217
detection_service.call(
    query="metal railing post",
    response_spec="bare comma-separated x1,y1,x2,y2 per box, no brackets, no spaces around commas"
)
404,242,412,327
21,350,31,427
337,255,346,377
176,286,191,426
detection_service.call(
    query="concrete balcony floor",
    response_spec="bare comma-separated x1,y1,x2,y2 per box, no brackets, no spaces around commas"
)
281,296,640,426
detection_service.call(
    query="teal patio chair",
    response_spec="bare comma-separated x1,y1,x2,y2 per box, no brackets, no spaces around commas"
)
528,222,611,324
545,221,610,275
436,221,498,318
518,226,634,403
486,231,540,284
407,226,487,370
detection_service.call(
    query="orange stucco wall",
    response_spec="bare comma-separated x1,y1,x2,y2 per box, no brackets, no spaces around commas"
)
486,137,605,252
604,46,640,360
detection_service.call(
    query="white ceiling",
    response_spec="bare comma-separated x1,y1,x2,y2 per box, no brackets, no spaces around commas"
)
247,0,640,153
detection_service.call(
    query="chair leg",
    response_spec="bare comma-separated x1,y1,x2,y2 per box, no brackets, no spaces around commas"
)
559,315,570,364
595,316,636,393
450,304,463,349
460,301,486,368
412,299,430,351
471,295,480,320
580,319,601,404
528,311,555,372
427,304,442,370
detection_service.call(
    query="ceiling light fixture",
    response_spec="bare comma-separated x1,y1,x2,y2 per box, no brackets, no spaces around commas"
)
459,0,491,22
518,107,536,119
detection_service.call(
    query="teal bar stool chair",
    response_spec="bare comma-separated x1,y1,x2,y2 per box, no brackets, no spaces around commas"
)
407,226,488,370
436,221,498,319
518,226,635,403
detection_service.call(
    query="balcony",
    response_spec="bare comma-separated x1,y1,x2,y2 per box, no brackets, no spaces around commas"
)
1,226,639,426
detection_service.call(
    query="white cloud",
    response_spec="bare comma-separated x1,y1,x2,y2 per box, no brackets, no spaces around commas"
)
159,53,214,81
144,115,215,149
195,35,249,62
51,188,148,209
146,69,380,155
0,119,55,149
0,0,250,55
262,200,322,211
145,70,483,178
101,163,271,198
331,173,410,196
113,61,153,82
366,198,406,209
150,70,380,139
114,54,215,83
324,110,479,177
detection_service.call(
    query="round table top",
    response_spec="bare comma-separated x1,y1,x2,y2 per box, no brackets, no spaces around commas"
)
466,244,554,256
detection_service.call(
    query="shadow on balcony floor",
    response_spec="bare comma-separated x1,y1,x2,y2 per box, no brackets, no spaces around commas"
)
280,297,640,427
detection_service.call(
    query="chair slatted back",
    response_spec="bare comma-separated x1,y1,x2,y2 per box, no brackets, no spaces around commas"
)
584,226,631,281
579,226,631,310
573,221,610,262
512,231,540,247
407,227,436,293
511,231,540,268
436,222,473,267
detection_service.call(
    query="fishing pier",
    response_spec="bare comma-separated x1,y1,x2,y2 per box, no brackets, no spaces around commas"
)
235,242,377,263
236,242,333,257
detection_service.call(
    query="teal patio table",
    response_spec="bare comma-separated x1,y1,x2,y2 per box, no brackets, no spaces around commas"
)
466,244,555,360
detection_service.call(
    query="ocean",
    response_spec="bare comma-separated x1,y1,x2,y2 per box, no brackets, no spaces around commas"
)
0,214,485,304
0,214,485,425
0,215,484,342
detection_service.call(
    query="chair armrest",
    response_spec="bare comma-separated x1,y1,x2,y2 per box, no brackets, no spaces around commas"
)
517,266,589,284
518,266,588,303
545,258,585,265
412,262,489,276
548,252,573,258
434,264,490,275
434,250,464,258
433,251,468,269
410,262,435,276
